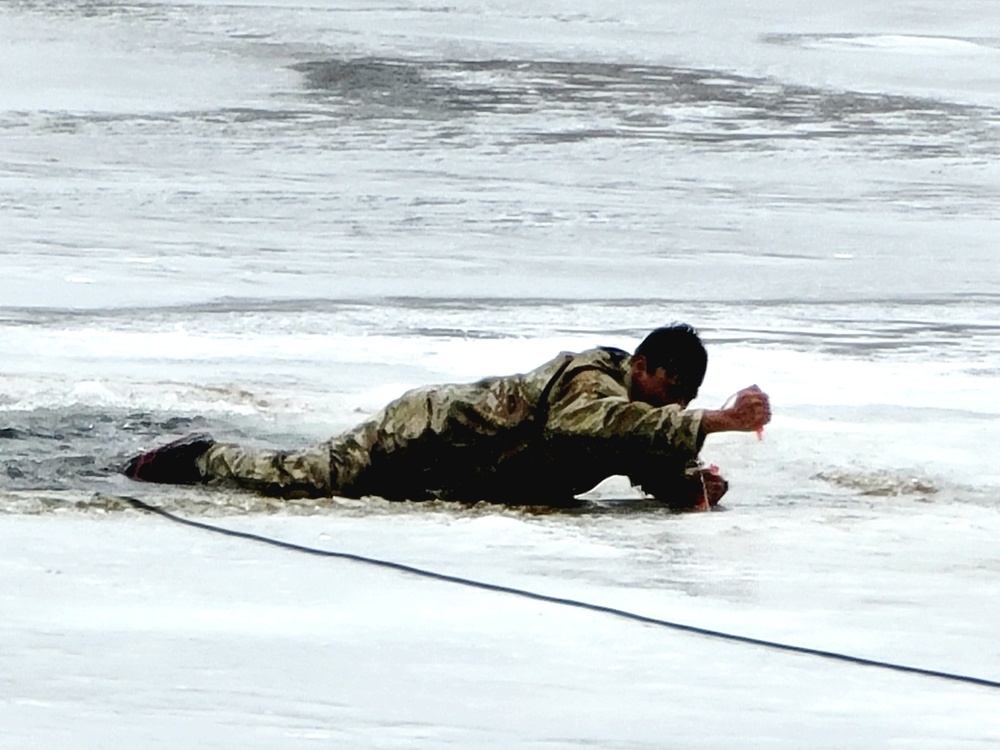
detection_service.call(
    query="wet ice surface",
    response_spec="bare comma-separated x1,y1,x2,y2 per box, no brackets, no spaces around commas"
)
2,0,1000,746
3,3,1000,308
4,507,999,748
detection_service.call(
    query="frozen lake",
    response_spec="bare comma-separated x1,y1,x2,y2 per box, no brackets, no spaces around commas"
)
1,0,999,746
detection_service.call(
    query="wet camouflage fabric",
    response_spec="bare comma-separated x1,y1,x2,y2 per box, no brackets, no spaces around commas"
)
197,347,705,505
197,441,332,499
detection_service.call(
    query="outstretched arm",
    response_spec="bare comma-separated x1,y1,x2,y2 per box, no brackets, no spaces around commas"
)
545,367,704,460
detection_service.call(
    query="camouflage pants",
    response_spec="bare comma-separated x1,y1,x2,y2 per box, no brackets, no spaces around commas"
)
197,441,334,499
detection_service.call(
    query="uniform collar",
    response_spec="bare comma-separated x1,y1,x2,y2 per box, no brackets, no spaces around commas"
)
622,355,634,397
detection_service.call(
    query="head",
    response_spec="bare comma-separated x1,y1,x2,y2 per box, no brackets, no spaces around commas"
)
629,324,707,407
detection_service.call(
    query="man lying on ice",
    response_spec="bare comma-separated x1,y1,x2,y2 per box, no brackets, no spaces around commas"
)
124,324,771,511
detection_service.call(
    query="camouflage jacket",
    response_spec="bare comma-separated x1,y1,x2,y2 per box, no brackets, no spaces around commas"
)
328,347,705,505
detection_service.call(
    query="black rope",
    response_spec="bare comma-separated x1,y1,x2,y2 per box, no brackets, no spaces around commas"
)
123,496,999,691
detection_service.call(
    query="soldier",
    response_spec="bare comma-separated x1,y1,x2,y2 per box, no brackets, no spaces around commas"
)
124,324,771,509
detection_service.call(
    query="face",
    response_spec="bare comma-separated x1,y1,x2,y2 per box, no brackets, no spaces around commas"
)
630,357,694,408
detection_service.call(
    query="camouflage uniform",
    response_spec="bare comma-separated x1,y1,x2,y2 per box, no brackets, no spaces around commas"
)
196,347,705,506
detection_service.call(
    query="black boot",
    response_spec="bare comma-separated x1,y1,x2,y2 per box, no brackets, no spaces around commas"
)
123,434,215,485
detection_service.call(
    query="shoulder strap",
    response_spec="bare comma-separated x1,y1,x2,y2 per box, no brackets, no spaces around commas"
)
533,354,575,429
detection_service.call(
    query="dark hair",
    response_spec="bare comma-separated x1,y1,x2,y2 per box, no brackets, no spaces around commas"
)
634,324,708,400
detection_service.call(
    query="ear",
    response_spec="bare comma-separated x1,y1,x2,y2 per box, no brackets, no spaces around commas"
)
631,354,648,376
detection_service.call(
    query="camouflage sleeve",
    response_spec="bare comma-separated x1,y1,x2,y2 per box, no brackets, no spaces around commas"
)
545,367,705,461
196,441,333,498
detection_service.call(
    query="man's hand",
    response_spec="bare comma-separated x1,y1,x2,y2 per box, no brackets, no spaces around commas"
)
698,469,729,507
701,385,772,435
